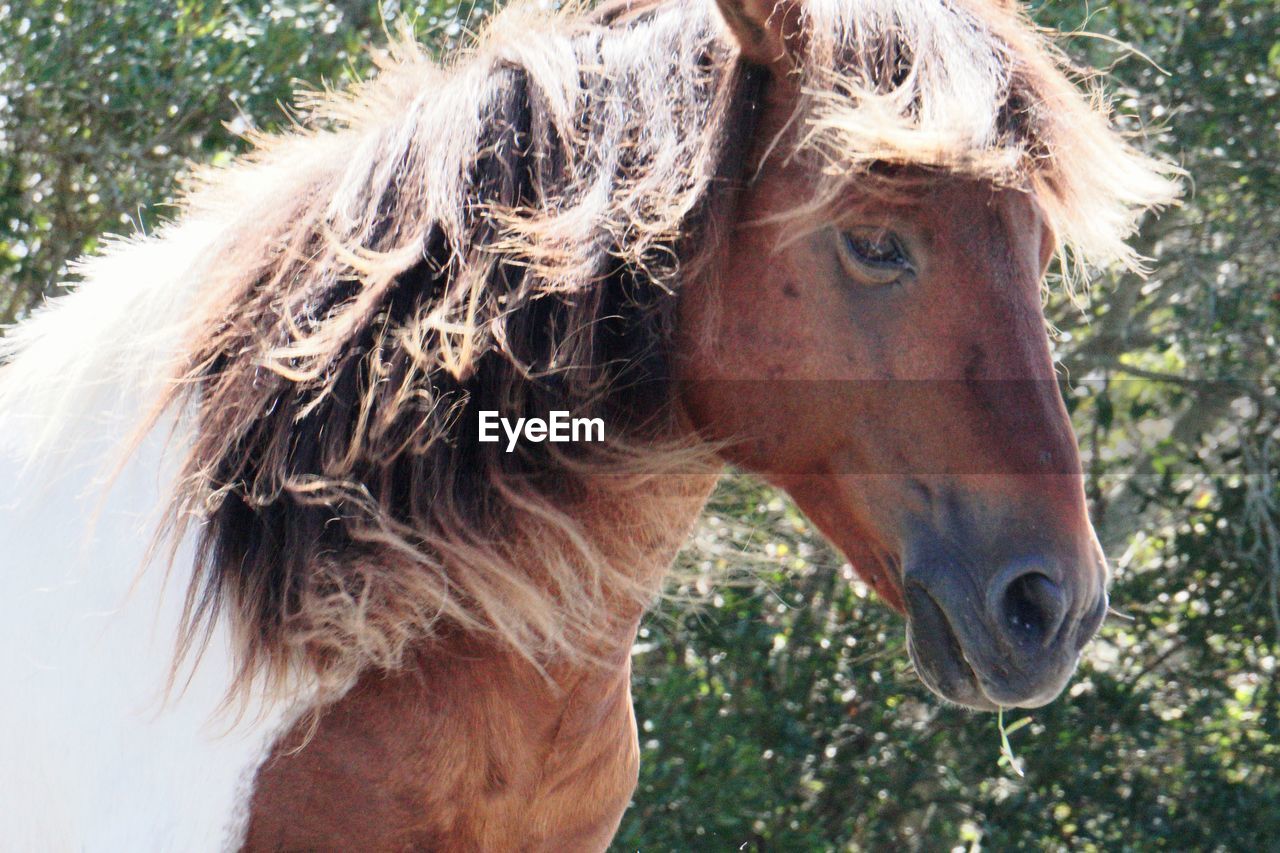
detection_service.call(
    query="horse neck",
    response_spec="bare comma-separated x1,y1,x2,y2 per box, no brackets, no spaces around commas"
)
242,465,721,850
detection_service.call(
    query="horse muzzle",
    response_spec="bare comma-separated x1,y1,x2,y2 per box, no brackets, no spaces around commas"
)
903,552,1108,710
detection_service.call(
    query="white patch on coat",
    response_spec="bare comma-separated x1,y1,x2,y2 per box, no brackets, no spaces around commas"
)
0,224,321,850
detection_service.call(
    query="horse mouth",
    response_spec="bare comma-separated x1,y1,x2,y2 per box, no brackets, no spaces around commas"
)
904,584,1000,711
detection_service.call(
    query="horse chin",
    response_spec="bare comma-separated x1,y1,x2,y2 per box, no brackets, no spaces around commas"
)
904,585,1001,711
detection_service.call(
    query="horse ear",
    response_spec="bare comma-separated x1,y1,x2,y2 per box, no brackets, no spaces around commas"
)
714,0,798,70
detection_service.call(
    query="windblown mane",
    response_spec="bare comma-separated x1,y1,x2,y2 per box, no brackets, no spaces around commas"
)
0,0,1177,697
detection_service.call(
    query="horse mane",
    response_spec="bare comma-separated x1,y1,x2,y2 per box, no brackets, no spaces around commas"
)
0,0,1177,698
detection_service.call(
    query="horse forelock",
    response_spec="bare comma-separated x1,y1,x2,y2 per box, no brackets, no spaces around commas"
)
787,0,1180,282
0,0,1178,700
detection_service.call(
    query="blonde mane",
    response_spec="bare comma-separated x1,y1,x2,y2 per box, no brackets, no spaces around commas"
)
0,0,1177,698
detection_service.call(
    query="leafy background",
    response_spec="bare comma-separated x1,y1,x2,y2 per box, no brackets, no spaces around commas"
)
1,0,1277,848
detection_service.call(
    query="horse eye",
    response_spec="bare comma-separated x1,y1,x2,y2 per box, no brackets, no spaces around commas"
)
837,229,914,285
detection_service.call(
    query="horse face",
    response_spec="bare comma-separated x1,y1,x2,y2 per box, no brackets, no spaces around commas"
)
677,166,1107,710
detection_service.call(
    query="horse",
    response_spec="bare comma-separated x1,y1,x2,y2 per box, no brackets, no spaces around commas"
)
0,0,1177,847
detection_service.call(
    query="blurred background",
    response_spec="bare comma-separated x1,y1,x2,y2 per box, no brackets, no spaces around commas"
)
1,0,1276,848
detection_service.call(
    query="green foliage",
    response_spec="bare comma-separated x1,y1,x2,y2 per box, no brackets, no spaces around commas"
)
2,0,1277,848
0,0,491,323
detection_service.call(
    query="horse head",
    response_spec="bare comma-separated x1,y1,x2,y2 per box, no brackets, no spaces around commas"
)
677,0,1172,709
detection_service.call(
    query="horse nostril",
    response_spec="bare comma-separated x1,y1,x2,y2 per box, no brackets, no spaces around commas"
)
999,571,1067,646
